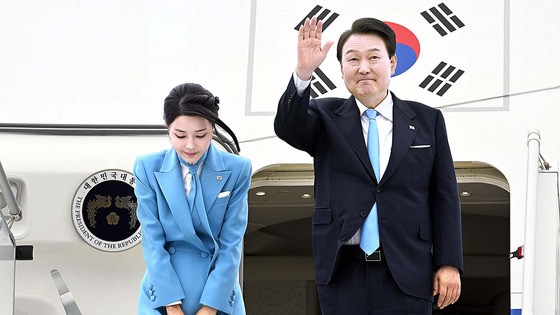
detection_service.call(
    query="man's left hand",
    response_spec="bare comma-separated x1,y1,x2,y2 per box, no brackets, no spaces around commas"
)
433,265,461,309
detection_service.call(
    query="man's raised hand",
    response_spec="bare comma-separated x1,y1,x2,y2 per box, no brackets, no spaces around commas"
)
296,16,334,81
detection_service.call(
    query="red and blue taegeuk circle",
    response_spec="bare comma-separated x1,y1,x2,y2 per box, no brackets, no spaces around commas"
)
385,22,420,77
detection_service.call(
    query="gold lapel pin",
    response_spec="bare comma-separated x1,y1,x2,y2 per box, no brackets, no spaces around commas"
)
409,125,416,130
216,176,223,181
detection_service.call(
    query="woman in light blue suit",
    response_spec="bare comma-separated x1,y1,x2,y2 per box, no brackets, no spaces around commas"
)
134,83,251,315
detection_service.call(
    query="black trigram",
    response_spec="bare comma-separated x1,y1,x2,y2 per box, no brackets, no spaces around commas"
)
419,62,464,96
421,3,465,36
294,5,339,31
310,67,336,98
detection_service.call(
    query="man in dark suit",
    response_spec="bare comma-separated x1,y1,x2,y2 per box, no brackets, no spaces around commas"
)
274,17,463,314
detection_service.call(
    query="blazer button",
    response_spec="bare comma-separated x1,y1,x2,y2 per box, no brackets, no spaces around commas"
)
168,247,176,255
360,211,367,218
376,187,382,193
200,252,209,258
151,296,156,301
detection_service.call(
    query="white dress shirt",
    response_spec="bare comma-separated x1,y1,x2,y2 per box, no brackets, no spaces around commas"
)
292,73,394,245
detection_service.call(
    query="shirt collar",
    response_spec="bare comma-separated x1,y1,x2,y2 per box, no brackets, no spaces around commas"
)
180,161,205,180
355,90,394,122
181,163,189,180
177,148,208,179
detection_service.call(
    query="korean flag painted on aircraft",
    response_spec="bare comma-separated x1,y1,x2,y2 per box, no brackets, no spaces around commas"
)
246,0,507,114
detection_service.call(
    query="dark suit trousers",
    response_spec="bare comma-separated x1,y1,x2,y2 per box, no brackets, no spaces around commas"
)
317,246,432,315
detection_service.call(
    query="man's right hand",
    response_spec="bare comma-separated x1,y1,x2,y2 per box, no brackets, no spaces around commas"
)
296,16,335,81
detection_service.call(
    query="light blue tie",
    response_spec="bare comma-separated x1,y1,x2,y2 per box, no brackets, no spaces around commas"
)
178,151,207,226
186,163,205,229
360,109,380,255
187,164,199,211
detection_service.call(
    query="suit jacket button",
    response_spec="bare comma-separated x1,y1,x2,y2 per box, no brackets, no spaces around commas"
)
200,252,209,258
376,187,382,193
168,247,176,255
360,211,367,218
151,296,156,301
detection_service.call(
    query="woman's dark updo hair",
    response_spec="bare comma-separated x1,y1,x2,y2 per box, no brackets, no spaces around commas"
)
163,83,240,152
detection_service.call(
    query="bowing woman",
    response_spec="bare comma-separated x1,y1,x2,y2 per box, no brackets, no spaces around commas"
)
134,83,251,315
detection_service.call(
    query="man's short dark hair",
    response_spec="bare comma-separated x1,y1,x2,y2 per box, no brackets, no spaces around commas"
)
336,18,396,63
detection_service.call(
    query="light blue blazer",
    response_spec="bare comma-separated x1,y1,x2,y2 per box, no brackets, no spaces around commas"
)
134,143,251,314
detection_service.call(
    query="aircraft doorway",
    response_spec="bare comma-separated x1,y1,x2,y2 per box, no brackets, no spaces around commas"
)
244,162,510,315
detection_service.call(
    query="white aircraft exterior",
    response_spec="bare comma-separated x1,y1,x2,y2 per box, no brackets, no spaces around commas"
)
1,1,559,314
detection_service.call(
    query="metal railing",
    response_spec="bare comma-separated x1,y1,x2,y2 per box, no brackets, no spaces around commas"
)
0,162,22,226
521,130,540,314
521,129,560,314
51,269,82,315
0,161,17,315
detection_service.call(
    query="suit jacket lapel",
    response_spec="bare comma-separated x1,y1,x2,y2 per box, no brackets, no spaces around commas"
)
154,148,207,251
333,96,376,183
197,144,231,253
200,144,231,212
380,94,418,186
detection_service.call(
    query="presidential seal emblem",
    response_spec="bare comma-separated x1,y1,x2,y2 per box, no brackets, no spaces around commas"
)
72,169,141,252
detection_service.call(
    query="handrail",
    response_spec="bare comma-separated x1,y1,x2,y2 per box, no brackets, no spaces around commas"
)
51,269,82,315
0,213,15,315
0,161,22,224
521,129,541,314
0,174,16,315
